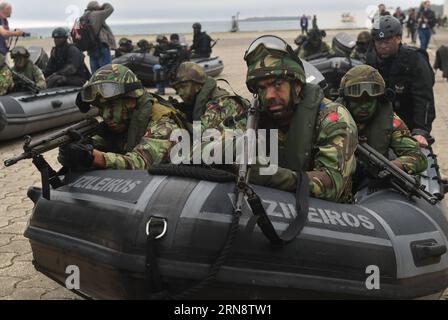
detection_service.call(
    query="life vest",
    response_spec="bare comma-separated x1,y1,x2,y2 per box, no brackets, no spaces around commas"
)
259,84,325,172
193,77,235,121
125,93,186,153
337,98,394,156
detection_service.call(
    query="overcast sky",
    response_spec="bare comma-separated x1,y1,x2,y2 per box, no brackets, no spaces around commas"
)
9,0,445,27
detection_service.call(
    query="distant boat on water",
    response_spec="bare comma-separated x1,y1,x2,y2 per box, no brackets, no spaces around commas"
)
341,13,355,24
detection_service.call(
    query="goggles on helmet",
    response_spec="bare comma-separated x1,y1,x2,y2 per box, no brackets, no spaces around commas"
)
10,47,28,58
81,81,143,102
244,35,292,62
343,82,385,98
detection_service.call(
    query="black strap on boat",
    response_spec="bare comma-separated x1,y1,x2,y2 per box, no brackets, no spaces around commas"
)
145,217,169,299
245,172,309,246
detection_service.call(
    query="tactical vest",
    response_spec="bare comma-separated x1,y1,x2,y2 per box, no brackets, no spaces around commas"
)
337,98,394,156
260,84,325,172
13,61,35,84
125,93,187,153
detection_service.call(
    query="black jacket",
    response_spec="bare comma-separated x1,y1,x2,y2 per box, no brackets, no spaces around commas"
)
190,32,212,58
366,45,435,136
44,43,91,80
434,45,448,79
417,8,436,29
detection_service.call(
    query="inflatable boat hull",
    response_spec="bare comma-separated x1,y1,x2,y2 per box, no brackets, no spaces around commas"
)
112,53,224,87
25,170,448,300
0,87,92,141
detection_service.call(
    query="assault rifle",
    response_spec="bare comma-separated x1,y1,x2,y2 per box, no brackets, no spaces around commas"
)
4,118,100,200
356,139,439,205
9,67,40,94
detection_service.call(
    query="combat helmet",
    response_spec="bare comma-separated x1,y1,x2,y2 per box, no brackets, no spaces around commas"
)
10,46,30,59
137,39,151,49
244,35,306,93
340,65,385,98
52,27,68,38
172,62,207,88
371,15,402,40
192,23,202,30
357,31,372,44
78,64,144,111
119,37,133,47
156,34,168,44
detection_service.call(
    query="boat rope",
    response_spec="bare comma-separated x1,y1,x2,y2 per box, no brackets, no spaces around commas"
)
148,165,240,300
147,164,310,299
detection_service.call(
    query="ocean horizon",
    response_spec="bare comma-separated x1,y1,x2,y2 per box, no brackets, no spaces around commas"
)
22,10,372,39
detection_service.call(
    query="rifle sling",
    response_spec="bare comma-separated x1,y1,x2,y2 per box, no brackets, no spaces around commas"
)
246,172,310,246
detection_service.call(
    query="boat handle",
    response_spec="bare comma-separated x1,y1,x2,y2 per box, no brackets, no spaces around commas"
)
413,243,447,260
146,217,167,240
51,100,63,109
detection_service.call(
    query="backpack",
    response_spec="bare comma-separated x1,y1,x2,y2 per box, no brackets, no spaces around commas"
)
71,12,100,52
403,45,435,86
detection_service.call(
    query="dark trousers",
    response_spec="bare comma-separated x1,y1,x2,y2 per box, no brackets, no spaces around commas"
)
46,74,87,88
88,45,112,73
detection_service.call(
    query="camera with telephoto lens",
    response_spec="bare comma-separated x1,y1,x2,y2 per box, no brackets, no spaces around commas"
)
158,49,181,83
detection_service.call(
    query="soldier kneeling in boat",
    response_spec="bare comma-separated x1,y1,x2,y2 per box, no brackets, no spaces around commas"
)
44,27,91,88
337,65,428,190
58,64,186,170
204,35,357,204
10,46,47,92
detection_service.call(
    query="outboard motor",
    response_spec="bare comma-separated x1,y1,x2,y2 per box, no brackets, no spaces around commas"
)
27,46,49,71
332,33,357,57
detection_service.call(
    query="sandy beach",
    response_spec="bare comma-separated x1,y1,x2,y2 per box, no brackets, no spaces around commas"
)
1,27,448,300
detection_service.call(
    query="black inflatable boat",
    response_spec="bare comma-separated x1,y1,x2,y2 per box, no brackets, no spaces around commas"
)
0,87,96,141
112,52,224,87
24,166,448,300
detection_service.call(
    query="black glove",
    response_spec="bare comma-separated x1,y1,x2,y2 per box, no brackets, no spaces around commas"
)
58,143,94,170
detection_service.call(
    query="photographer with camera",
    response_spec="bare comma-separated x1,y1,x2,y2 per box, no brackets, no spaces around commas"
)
0,3,28,55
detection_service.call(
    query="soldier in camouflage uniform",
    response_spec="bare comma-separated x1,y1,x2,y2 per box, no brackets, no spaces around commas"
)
58,64,185,170
351,31,372,62
0,53,13,95
115,38,134,58
11,46,47,91
298,28,331,60
245,35,358,203
338,65,427,178
134,39,153,54
171,62,248,130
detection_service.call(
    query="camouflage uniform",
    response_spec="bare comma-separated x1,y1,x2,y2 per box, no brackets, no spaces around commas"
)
13,61,47,91
0,65,13,95
351,31,371,62
298,29,331,59
0,53,13,95
81,64,184,170
244,38,358,203
340,65,427,175
172,62,247,130
134,39,153,54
